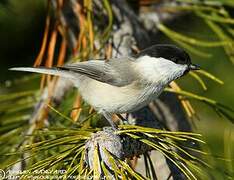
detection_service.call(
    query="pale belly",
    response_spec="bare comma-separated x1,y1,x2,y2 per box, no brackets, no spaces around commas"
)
77,77,163,113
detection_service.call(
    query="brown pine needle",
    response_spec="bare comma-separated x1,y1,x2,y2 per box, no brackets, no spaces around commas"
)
57,38,67,66
186,100,196,115
71,95,82,122
105,43,113,59
43,27,58,97
45,28,58,68
34,8,50,67
87,0,94,51
72,1,86,55
170,81,195,117
40,74,46,92
82,36,88,57
181,99,193,117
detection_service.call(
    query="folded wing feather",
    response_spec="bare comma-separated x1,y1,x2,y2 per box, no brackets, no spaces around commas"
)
9,58,137,87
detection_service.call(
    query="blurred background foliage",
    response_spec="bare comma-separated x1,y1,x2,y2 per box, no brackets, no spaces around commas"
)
0,0,46,83
0,0,234,179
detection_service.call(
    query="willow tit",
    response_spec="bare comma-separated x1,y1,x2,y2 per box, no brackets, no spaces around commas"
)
10,44,200,129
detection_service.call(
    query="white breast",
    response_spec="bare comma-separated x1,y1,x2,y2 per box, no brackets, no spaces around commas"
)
76,76,162,113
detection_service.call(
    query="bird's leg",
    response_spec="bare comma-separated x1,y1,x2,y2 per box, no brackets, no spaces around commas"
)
116,114,128,124
102,111,118,130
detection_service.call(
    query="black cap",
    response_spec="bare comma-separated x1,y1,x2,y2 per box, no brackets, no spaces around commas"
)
134,44,192,66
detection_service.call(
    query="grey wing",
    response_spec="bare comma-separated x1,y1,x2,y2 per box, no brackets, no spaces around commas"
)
61,58,137,87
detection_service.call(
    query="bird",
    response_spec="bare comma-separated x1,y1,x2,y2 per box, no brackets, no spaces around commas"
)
10,44,200,129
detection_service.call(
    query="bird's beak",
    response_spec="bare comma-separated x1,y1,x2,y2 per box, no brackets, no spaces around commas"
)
189,64,200,70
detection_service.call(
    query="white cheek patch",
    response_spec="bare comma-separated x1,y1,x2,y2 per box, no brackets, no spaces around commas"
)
136,56,187,83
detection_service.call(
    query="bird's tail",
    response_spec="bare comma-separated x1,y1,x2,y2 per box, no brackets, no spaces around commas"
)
9,67,76,79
